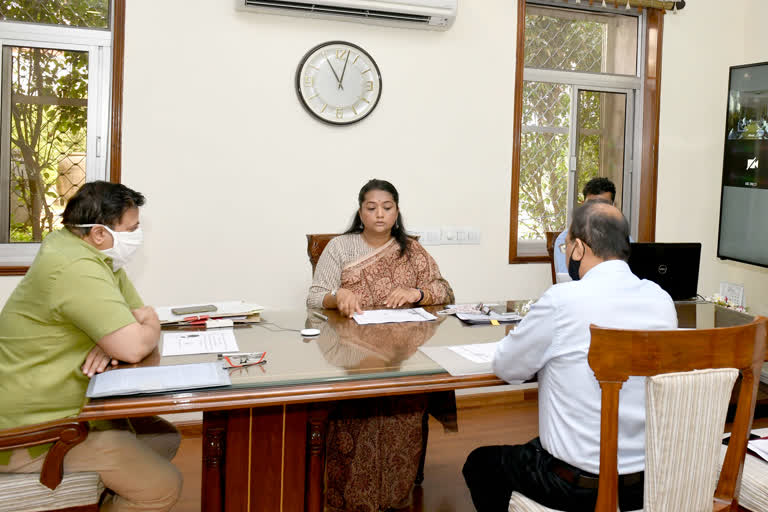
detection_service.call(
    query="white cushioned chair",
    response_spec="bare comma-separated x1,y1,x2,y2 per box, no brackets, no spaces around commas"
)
509,317,767,512
0,420,103,512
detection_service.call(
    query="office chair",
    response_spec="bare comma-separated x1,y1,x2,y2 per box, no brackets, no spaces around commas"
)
545,231,562,285
306,233,340,274
508,316,767,512
0,419,103,512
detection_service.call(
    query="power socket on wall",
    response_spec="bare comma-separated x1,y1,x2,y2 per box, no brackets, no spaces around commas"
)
409,228,481,246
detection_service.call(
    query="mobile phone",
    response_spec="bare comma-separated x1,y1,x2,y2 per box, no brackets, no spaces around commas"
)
171,304,218,316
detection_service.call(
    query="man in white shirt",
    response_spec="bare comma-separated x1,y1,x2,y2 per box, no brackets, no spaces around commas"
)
463,200,677,512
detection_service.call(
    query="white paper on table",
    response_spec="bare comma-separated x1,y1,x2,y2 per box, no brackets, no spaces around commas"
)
86,362,231,398
162,329,239,356
155,301,263,324
448,342,499,364
352,308,437,325
748,438,768,463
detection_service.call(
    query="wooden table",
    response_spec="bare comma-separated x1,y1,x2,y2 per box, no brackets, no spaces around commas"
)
78,301,754,512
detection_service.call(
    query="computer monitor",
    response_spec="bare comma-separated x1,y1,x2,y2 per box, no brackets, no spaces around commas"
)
627,243,702,301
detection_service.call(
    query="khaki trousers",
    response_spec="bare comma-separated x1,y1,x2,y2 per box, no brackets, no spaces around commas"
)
0,416,182,512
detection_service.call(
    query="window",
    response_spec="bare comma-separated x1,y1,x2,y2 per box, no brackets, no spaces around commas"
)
510,1,654,261
0,1,115,267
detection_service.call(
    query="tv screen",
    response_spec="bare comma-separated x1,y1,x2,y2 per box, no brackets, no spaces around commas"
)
718,62,768,267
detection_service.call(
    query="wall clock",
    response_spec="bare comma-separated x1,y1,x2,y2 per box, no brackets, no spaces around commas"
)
295,41,382,125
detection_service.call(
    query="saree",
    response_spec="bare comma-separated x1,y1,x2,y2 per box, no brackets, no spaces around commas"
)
325,238,455,512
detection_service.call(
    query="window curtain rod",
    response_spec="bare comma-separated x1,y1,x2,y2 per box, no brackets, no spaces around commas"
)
561,0,685,11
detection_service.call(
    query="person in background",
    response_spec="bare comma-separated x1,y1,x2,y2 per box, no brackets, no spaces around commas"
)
463,200,677,512
554,177,624,274
0,181,182,512
307,178,455,511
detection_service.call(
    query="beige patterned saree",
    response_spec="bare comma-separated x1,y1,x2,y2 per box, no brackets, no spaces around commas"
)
325,238,455,512
339,238,454,309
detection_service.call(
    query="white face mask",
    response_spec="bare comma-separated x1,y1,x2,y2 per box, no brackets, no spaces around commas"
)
75,224,143,271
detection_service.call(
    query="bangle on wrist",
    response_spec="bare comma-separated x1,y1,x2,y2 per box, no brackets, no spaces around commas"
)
415,288,424,304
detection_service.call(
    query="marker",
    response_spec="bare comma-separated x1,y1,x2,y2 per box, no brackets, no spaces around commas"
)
312,311,329,321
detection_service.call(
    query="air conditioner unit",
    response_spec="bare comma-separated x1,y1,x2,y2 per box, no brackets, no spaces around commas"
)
237,0,457,30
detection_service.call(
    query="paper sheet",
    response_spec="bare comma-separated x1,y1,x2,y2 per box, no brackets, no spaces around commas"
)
419,343,517,378
162,330,239,356
748,438,768,463
353,308,437,325
448,342,499,363
86,362,231,398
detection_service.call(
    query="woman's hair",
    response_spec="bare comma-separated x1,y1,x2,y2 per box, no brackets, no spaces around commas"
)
345,178,410,257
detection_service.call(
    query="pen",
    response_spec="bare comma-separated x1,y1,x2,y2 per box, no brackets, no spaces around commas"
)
313,311,329,321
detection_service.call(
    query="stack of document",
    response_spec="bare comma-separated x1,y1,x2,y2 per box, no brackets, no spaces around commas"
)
155,301,263,327
760,362,768,385
456,311,522,325
86,362,231,398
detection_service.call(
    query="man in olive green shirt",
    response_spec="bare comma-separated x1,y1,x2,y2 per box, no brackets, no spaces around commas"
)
0,181,181,512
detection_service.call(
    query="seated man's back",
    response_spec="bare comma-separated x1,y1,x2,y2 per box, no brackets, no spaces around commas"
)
464,199,676,512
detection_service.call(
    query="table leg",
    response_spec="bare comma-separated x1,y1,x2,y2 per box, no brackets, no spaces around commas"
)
305,406,329,512
202,412,227,512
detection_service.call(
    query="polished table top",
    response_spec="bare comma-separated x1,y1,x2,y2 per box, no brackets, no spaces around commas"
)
78,301,753,420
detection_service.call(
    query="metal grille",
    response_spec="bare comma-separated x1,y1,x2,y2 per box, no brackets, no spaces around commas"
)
518,81,570,240
7,47,88,243
0,0,109,29
524,9,605,73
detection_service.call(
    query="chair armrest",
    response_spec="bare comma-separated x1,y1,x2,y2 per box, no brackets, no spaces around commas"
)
0,419,90,490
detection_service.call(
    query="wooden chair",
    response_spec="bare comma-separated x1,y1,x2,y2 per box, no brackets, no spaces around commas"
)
508,316,767,512
306,233,420,275
545,231,562,285
0,419,103,512
306,233,340,274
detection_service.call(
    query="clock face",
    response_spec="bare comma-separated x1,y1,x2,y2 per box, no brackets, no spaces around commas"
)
296,41,382,126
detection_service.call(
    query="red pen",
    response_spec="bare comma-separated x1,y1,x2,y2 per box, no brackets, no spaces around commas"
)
183,314,210,322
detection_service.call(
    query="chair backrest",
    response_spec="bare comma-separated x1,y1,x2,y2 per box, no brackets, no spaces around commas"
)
306,234,341,275
306,233,420,275
545,231,562,285
587,317,768,512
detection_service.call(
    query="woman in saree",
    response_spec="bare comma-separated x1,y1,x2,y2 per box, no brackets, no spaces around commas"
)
306,178,455,511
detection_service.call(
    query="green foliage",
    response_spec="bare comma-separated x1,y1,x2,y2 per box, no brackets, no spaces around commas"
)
519,13,609,240
9,46,88,242
1,1,109,29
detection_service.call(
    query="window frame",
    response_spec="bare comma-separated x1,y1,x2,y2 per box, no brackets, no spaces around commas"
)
509,0,664,263
0,0,125,274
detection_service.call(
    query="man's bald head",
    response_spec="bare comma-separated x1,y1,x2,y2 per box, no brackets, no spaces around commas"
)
568,199,630,262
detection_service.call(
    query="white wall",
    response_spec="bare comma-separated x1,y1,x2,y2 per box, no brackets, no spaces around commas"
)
103,0,550,310
657,0,768,315
1,2,764,315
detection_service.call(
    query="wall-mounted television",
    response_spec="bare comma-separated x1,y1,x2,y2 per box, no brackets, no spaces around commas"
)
718,61,768,268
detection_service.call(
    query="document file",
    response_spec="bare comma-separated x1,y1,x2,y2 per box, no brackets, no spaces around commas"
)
86,362,231,398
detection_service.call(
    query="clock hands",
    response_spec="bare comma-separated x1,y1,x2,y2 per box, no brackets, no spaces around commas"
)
326,58,344,91
338,51,351,90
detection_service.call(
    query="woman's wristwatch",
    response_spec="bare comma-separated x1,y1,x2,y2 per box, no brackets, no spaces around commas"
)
415,288,424,304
